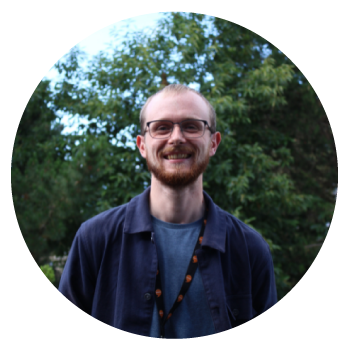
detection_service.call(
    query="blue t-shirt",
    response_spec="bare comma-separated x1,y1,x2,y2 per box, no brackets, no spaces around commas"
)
149,216,215,338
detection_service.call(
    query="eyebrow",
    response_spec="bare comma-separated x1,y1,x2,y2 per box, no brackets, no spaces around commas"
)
151,116,203,121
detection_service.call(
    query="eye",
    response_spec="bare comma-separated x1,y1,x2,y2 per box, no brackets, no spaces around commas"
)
182,121,201,132
185,124,197,130
151,121,173,135
157,124,172,131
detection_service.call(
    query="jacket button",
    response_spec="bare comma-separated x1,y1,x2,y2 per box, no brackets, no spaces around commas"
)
233,309,239,316
144,293,152,301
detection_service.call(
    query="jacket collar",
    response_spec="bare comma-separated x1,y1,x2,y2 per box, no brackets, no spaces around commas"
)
123,187,226,253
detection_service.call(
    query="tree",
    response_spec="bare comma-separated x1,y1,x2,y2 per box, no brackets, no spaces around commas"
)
12,13,337,298
11,80,80,262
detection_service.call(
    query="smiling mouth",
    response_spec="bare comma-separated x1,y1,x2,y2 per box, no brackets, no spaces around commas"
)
164,154,192,160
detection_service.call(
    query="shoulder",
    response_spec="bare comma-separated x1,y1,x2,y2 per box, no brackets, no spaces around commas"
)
220,208,272,267
216,205,269,250
74,187,151,248
204,192,270,259
76,203,128,245
228,213,269,251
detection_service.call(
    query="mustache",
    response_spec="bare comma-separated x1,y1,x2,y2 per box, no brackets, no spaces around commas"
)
159,146,196,157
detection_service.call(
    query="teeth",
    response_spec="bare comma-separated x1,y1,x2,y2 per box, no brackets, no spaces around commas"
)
167,154,189,159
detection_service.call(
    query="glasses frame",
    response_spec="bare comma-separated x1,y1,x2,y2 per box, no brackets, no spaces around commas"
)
144,119,213,139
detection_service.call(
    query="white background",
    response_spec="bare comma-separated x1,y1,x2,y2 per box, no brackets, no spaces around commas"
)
1,1,349,349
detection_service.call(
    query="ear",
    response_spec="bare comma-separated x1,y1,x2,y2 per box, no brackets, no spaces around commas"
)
136,135,147,159
209,132,221,157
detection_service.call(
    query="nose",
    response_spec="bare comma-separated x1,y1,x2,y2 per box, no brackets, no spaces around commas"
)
168,123,186,144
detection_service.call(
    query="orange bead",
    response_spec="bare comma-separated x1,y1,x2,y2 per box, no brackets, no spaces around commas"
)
159,310,164,318
199,236,203,244
186,275,192,283
155,289,162,297
204,219,207,225
167,313,172,320
177,295,183,302
193,255,198,263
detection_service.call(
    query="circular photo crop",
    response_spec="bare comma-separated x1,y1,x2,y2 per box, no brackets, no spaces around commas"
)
11,12,337,339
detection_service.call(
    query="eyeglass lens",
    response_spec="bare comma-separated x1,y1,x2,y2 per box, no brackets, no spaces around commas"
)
149,120,206,139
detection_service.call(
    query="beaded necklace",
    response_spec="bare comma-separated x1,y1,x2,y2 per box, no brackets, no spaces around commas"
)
154,204,208,338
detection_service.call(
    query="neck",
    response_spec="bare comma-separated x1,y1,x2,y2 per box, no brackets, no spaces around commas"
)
149,176,205,224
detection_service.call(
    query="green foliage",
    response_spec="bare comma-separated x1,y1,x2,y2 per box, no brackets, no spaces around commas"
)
12,13,337,299
12,80,80,261
40,264,56,284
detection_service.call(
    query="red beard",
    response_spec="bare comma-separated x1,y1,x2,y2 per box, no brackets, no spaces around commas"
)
146,145,210,188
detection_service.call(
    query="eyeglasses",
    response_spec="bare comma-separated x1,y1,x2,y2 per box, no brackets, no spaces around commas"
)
145,119,212,139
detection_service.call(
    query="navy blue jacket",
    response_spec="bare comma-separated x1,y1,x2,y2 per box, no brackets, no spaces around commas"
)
59,187,277,336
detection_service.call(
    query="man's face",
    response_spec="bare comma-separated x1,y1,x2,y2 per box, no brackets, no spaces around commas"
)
137,91,221,188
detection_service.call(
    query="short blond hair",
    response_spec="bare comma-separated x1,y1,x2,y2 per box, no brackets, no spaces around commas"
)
139,84,216,134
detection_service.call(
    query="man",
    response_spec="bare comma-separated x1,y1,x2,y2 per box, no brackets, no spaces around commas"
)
59,84,277,338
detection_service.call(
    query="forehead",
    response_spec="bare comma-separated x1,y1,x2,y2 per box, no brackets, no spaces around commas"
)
145,91,209,123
